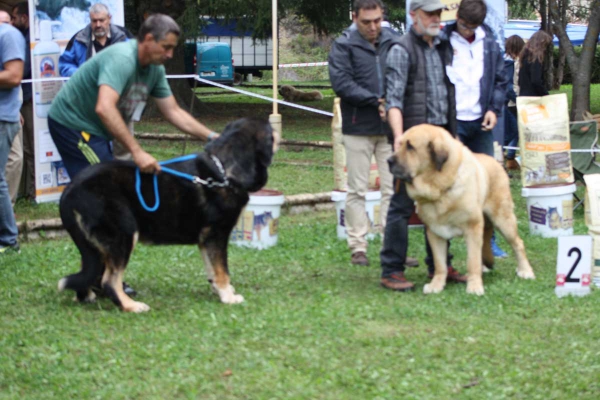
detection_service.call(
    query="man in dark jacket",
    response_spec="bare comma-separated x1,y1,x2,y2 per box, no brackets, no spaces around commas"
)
328,0,398,267
380,0,466,291
443,0,509,258
59,3,132,77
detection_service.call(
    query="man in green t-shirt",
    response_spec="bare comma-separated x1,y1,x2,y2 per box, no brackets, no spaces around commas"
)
48,14,218,296
48,13,218,179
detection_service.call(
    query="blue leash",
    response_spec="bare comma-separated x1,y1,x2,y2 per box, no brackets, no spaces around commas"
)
135,154,228,212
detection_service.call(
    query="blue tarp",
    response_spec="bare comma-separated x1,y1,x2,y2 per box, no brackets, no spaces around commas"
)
504,20,597,46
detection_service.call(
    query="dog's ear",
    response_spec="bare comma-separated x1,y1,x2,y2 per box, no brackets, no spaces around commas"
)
206,118,273,192
428,140,448,172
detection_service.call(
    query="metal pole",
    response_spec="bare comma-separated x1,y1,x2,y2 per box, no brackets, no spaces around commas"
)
269,0,282,137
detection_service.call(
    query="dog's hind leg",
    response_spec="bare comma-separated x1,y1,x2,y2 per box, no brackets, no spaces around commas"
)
482,216,494,272
102,260,150,313
102,233,149,313
58,222,106,303
492,205,535,280
200,239,243,304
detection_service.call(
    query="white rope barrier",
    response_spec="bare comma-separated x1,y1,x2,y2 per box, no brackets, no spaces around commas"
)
193,76,334,117
279,61,328,68
20,74,598,154
504,146,599,153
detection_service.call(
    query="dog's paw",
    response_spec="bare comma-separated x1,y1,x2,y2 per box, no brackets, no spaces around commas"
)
222,293,244,304
58,278,67,292
122,301,151,313
517,268,535,280
482,265,493,273
216,284,244,304
466,282,485,296
423,283,444,294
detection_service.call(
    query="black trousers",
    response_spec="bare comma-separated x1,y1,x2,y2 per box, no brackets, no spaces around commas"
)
380,178,452,277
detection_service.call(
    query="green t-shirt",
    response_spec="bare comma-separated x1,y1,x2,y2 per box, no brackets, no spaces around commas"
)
49,40,172,140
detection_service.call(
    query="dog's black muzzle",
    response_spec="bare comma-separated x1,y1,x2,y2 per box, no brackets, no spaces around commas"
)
387,155,412,184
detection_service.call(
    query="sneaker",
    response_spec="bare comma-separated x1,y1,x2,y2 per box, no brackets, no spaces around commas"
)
351,251,369,266
0,243,20,255
381,272,415,291
428,266,468,283
491,238,508,258
405,256,419,267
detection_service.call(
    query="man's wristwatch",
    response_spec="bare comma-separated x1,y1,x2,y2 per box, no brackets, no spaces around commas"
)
207,131,218,141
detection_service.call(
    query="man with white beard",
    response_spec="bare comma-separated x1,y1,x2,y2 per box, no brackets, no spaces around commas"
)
59,3,133,77
379,0,466,291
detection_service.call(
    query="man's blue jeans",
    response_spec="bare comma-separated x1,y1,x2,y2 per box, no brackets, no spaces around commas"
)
504,106,518,159
457,118,494,157
0,121,20,247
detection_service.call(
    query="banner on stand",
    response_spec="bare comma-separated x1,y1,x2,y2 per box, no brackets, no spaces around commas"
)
28,0,125,203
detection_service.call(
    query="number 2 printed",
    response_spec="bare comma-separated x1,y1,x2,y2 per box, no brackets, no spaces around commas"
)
565,247,582,283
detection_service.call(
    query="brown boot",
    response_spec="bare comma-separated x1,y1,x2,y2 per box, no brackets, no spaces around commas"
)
381,272,415,291
505,158,520,170
351,251,369,266
428,266,468,283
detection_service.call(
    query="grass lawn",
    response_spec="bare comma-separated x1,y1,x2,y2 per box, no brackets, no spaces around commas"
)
551,84,600,114
4,83,600,398
2,174,599,399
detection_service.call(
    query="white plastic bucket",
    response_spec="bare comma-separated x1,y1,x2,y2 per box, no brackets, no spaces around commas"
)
230,189,284,249
521,183,576,238
331,190,381,240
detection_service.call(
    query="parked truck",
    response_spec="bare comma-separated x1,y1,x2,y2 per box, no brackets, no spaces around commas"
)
185,18,274,85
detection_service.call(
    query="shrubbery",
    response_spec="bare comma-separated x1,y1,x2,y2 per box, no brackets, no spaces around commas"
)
554,45,600,84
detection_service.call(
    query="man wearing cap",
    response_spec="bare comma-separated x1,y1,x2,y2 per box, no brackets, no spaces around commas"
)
379,0,467,290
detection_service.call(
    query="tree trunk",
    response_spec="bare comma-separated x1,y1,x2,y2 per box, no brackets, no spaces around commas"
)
540,0,548,30
554,47,566,89
552,0,569,89
549,0,600,120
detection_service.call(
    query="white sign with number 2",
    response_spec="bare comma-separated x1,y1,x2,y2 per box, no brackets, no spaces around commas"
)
556,236,592,297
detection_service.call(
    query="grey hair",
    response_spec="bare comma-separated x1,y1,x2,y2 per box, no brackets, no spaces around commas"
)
137,14,180,42
89,3,110,16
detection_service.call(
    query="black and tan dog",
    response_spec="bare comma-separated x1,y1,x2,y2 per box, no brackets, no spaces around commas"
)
388,124,535,295
58,118,277,312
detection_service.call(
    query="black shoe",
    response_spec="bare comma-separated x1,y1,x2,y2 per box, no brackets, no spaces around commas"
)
91,282,137,297
123,282,137,297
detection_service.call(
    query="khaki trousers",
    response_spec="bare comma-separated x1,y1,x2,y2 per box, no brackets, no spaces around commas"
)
6,122,23,206
343,134,393,254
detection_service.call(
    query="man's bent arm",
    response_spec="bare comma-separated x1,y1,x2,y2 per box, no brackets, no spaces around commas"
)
96,84,160,173
0,60,23,89
154,95,216,141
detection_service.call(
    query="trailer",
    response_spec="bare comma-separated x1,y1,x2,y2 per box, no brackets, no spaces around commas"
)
185,18,274,84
